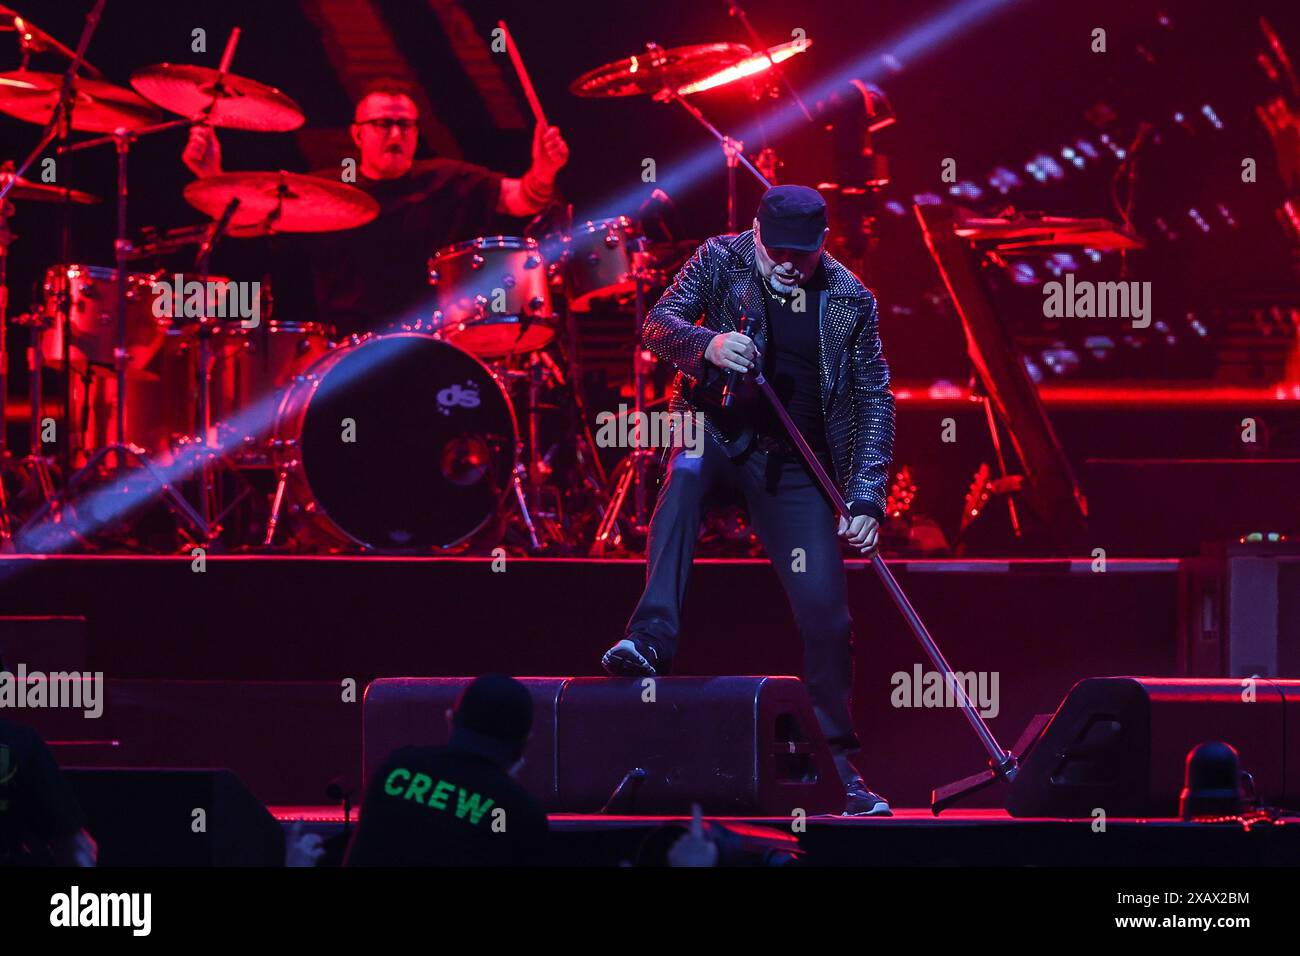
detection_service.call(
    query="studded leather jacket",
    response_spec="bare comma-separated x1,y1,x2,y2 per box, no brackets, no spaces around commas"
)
642,230,895,521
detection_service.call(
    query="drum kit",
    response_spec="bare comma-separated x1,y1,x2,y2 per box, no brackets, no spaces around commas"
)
0,5,825,555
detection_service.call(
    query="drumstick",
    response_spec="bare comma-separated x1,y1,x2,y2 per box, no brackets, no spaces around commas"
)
197,27,241,126
218,27,241,76
497,20,548,129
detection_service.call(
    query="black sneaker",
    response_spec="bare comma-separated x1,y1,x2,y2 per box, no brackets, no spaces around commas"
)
601,637,662,677
843,779,892,817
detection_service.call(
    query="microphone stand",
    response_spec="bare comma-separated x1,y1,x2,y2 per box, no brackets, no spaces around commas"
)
745,344,1025,812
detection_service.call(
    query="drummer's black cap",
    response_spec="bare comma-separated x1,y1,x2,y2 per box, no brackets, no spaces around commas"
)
756,185,828,252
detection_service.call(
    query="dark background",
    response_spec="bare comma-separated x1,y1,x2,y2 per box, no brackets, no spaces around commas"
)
4,0,1297,390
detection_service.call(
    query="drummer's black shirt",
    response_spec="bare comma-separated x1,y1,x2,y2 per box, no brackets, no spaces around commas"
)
305,159,503,338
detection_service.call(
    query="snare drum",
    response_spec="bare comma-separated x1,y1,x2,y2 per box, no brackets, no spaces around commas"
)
427,236,555,357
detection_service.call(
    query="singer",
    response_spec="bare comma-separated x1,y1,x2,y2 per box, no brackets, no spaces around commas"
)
601,185,896,815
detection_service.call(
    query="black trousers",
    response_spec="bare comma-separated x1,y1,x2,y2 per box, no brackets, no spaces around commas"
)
625,431,862,762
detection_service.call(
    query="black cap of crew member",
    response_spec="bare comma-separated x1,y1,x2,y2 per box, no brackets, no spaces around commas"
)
450,674,534,767
756,184,828,252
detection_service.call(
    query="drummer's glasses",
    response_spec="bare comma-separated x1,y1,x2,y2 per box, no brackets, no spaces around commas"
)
356,118,417,135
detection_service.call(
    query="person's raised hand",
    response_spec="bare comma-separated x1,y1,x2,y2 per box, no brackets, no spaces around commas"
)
182,123,222,178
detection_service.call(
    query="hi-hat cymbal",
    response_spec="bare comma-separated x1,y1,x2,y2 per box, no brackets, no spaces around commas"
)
131,63,304,132
0,169,99,204
0,71,165,132
570,43,752,99
183,171,379,235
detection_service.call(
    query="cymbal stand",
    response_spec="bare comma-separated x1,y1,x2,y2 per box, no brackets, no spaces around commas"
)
496,357,559,551
185,195,246,531
0,191,14,544
63,116,193,462
548,307,613,530
659,89,772,231
20,116,214,548
0,1,107,544
590,252,660,553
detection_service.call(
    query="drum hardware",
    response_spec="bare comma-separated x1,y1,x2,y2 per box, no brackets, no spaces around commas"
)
571,37,814,230
0,162,101,540
0,180,15,544
0,5,103,77
589,252,664,554
53,115,204,469
658,86,771,232
15,102,236,543
186,197,244,530
0,14,100,481
14,439,211,554
489,354,571,552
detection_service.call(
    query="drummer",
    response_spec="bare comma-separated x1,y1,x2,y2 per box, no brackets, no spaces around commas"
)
181,76,570,338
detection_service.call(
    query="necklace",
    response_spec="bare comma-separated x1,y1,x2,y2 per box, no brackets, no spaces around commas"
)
764,279,792,306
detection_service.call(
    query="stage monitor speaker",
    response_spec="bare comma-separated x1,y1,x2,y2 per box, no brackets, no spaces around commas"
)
64,767,284,866
363,678,563,807
362,676,844,814
1007,677,1300,818
557,676,845,815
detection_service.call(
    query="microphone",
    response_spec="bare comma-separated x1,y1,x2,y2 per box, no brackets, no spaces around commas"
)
720,314,753,408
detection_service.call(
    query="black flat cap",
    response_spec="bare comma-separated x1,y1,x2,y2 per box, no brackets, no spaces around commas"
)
756,184,827,252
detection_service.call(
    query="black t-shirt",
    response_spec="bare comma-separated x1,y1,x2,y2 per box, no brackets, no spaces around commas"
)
754,266,830,457
305,158,504,339
0,718,87,865
344,744,548,867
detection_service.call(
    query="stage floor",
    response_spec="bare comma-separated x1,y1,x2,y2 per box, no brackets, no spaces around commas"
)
269,806,1300,867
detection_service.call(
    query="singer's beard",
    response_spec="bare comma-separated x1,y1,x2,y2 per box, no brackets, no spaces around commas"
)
767,272,800,295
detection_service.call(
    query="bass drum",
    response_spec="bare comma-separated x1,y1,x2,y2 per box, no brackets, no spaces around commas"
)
272,333,518,551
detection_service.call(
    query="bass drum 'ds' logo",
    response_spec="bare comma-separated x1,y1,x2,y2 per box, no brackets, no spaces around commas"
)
436,380,482,416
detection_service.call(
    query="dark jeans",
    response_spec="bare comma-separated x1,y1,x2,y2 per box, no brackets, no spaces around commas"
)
625,431,863,769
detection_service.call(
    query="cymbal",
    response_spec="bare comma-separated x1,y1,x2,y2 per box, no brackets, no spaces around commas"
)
955,212,1145,251
131,64,304,132
674,38,814,97
570,42,752,99
0,169,99,204
183,171,379,235
0,71,165,132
